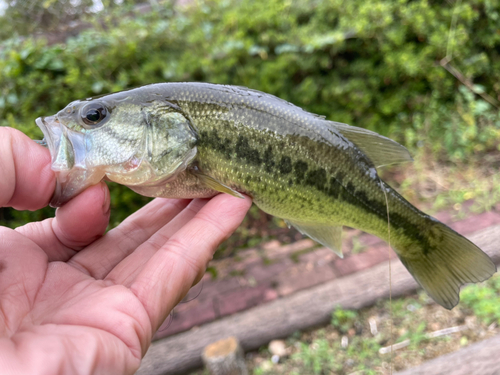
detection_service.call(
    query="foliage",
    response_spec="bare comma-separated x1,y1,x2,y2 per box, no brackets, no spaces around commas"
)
0,0,142,39
285,309,381,374
1,0,500,231
292,337,341,374
2,0,500,144
331,307,358,334
0,0,95,38
460,273,500,325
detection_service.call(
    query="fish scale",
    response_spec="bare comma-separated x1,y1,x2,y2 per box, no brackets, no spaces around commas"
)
35,82,496,309
174,89,400,233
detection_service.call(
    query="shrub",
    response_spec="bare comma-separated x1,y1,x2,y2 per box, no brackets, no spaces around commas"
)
1,0,499,230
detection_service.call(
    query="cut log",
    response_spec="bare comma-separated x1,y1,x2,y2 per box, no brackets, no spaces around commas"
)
136,225,500,375
202,337,248,375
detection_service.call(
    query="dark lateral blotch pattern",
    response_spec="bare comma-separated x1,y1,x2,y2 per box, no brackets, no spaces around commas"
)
198,130,430,254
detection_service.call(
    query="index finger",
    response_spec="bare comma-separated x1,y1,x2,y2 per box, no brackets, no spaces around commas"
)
0,127,55,210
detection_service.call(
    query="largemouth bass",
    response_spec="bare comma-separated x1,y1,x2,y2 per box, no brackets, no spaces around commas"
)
35,82,495,309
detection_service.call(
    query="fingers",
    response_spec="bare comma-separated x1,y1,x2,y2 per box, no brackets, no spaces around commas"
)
0,227,48,336
67,198,192,278
129,194,252,331
0,127,55,210
105,198,210,285
16,183,111,261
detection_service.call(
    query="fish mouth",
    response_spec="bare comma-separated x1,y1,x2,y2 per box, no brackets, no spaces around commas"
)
35,116,105,207
35,116,57,153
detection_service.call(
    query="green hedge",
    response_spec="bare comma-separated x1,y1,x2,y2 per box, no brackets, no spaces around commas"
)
1,0,499,230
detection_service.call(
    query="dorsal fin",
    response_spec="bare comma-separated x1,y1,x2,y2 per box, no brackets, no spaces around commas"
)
328,122,413,168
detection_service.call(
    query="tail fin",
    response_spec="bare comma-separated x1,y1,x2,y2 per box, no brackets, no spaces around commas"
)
397,222,496,309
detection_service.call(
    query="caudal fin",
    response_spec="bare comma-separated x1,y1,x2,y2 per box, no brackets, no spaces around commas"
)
397,222,496,309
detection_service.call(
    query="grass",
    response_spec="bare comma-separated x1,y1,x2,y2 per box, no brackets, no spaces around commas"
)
242,273,500,374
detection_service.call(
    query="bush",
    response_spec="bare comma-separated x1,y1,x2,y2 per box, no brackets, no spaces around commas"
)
1,0,499,230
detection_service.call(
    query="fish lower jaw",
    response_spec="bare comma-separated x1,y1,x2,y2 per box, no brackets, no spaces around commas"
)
50,168,106,207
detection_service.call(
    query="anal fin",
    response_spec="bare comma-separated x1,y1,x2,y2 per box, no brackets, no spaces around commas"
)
285,220,343,258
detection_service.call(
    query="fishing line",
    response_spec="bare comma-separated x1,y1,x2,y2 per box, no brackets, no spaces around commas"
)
445,0,461,62
157,280,205,334
374,4,464,369
376,4,465,371
157,311,174,334
182,279,205,303
380,178,393,374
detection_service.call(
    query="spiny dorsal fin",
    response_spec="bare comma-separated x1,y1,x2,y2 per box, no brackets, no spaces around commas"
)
285,220,343,258
192,169,244,199
328,122,413,168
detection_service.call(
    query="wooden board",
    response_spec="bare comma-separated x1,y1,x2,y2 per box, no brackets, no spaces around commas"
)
395,333,500,375
136,225,500,375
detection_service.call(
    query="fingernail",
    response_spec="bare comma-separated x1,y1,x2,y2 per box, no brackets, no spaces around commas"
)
101,183,110,215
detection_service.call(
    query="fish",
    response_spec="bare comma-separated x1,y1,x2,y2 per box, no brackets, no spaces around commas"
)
35,82,496,309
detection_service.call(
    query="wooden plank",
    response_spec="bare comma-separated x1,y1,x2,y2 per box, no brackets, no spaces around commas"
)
395,334,500,375
136,225,500,375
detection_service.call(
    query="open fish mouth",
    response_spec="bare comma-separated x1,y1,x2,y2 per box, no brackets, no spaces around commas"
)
35,116,58,154
35,116,105,207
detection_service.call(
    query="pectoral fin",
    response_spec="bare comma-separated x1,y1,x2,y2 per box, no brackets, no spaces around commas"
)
285,220,344,258
193,170,244,199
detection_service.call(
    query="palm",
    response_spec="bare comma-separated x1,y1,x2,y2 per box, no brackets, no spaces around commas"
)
0,128,251,374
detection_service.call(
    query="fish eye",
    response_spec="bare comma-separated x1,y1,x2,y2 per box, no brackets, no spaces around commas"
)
81,102,109,127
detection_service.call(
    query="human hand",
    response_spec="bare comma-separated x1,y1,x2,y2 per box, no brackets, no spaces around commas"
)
0,128,252,374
